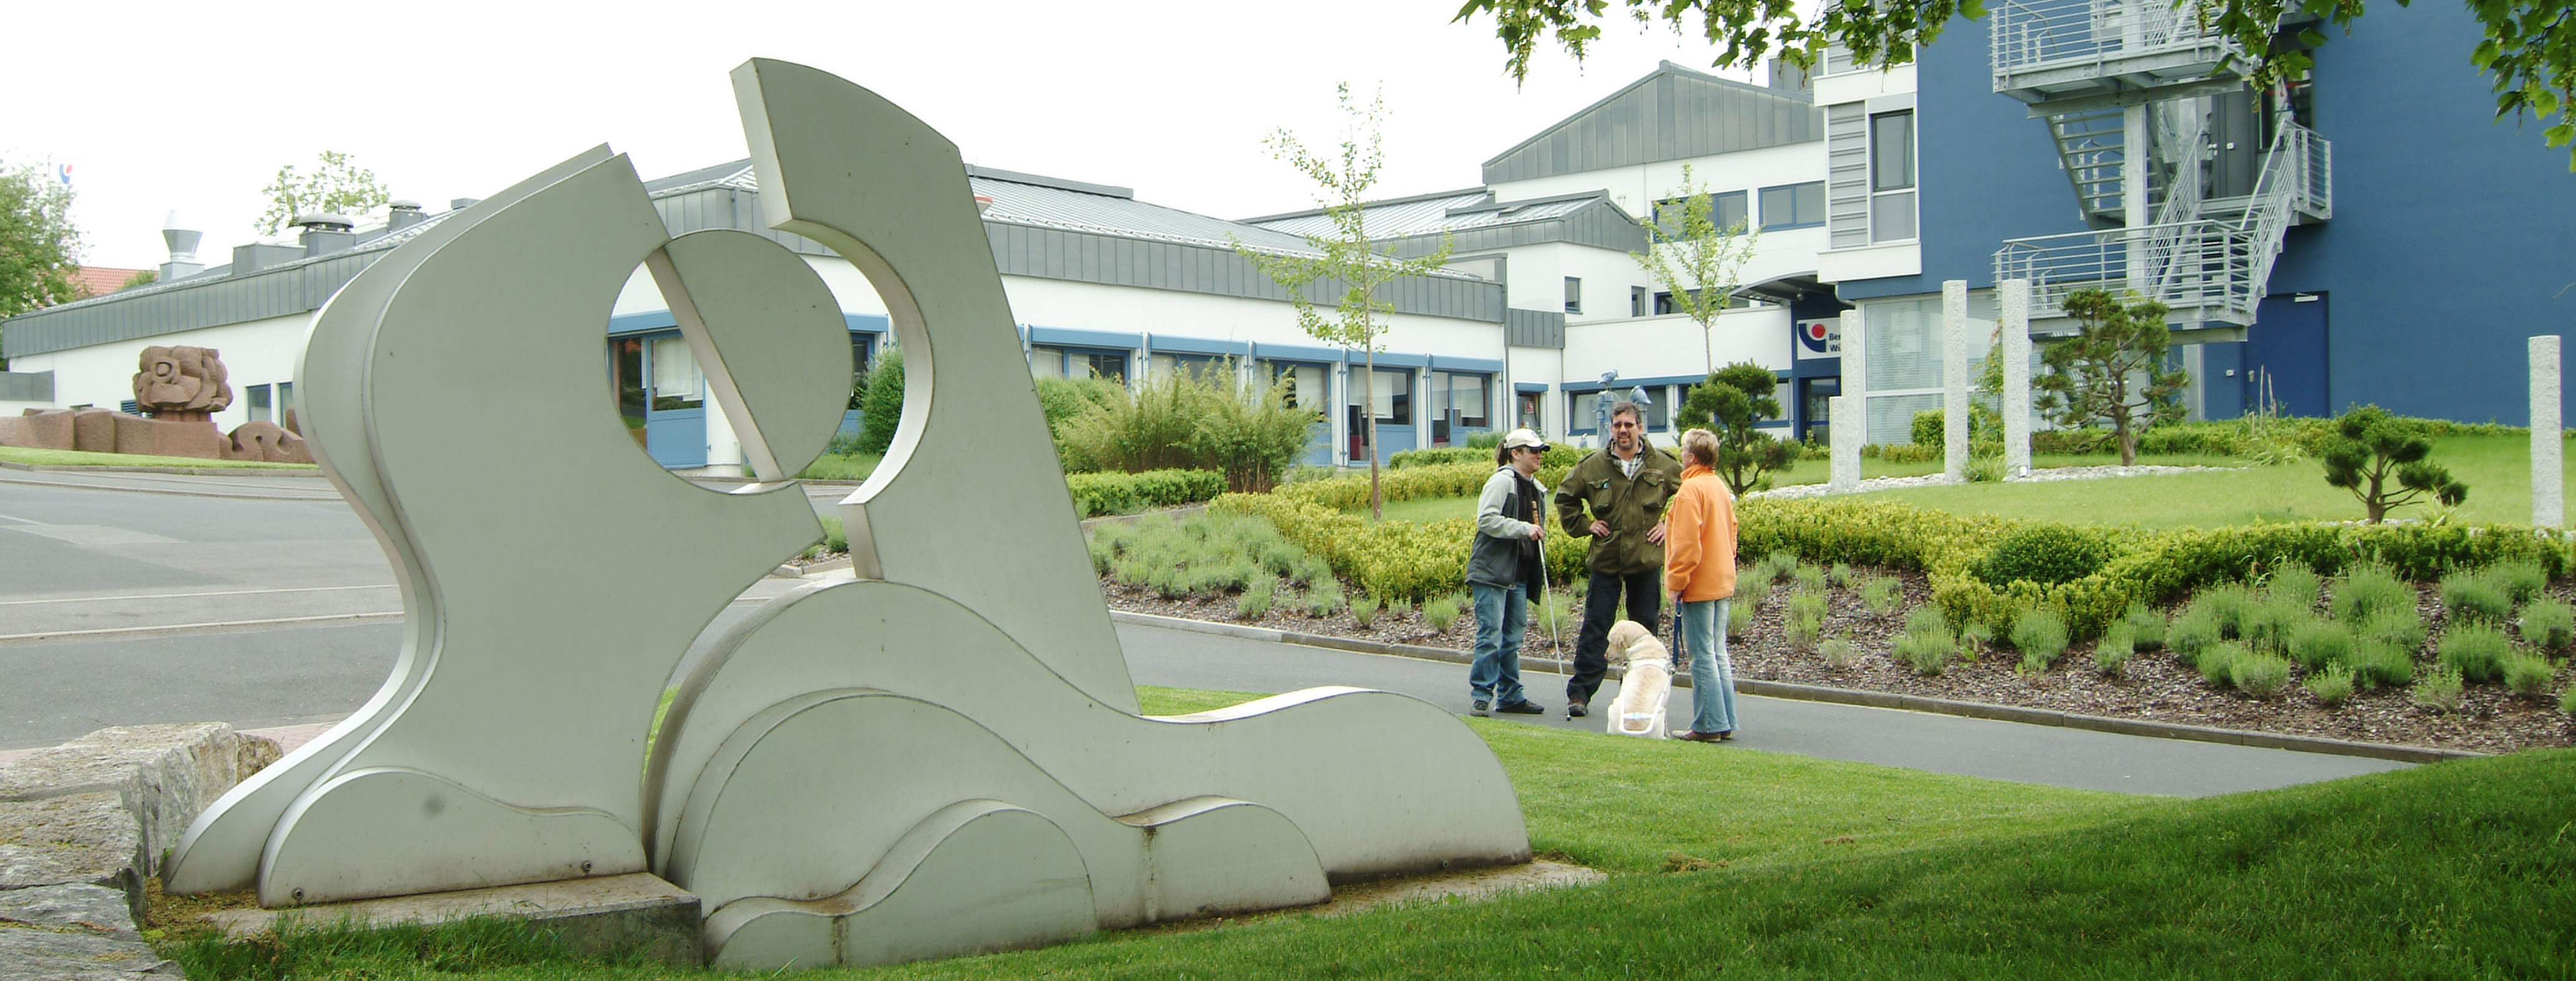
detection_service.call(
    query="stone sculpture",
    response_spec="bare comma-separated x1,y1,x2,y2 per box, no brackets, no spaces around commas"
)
133,346,232,421
162,59,1528,970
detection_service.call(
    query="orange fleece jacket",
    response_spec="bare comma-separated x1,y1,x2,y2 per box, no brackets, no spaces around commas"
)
1663,464,1738,602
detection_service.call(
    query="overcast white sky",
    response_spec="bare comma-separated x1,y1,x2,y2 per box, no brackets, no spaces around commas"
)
7,1,1746,272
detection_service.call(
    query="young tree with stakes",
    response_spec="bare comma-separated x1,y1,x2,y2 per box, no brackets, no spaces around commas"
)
2032,288,2191,465
2321,404,2469,523
1238,85,1454,520
258,150,392,234
1631,163,1758,376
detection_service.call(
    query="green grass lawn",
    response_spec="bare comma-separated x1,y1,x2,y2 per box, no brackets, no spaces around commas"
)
796,452,880,481
163,685,2576,979
1867,434,2572,529
1369,435,2564,529
0,445,320,470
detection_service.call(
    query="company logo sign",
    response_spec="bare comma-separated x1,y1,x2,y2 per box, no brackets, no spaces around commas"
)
1796,318,1841,356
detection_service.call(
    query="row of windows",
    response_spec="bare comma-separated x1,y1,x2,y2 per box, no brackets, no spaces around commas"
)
1028,346,1496,429
1652,179,1828,240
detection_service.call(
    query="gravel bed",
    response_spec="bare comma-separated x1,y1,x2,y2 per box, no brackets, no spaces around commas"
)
1750,464,2226,500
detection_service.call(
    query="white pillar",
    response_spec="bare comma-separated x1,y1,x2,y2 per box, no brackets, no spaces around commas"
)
1829,395,1861,491
1842,303,1868,453
1942,280,1969,481
2123,105,2151,297
2001,278,2033,478
2534,334,2563,528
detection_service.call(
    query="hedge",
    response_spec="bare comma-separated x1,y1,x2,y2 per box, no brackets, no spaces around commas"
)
1066,468,1225,517
1221,488,2574,633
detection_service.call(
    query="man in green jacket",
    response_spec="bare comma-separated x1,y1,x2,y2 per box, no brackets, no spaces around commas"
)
1552,401,1685,718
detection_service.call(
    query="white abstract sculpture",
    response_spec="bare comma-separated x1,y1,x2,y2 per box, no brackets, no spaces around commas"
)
163,59,1529,970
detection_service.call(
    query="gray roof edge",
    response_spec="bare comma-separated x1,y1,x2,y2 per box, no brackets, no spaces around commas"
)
966,164,1134,199
1239,186,1491,225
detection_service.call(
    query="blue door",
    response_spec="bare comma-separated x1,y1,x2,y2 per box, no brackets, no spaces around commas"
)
642,334,709,468
2246,294,2329,417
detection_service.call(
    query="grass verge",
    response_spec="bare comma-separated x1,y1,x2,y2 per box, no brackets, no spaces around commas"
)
160,685,2575,979
0,445,319,470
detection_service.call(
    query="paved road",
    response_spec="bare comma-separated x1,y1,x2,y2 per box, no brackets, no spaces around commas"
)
0,472,2413,797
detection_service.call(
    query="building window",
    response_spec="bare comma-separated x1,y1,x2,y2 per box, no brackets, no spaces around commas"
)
1760,181,1826,230
246,384,272,423
650,336,702,410
1643,387,1672,431
1568,392,1596,434
1428,371,1492,428
275,381,293,423
1150,352,1228,381
1563,277,1583,315
1348,367,1412,424
1517,391,1543,432
1871,110,1917,242
1631,286,1650,317
1028,345,1129,383
1261,359,1327,410
1654,191,1748,241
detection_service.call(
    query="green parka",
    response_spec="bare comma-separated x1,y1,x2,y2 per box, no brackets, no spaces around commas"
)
1553,442,1685,575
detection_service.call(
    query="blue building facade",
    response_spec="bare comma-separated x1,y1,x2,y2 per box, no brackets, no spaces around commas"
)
1832,2,2576,427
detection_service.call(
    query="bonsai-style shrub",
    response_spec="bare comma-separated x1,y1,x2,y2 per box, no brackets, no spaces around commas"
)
2320,404,2467,523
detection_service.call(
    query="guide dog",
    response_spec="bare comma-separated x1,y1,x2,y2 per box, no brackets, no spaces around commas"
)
1604,619,1672,739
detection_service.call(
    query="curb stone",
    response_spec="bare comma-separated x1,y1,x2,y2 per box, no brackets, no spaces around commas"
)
1105,610,2483,765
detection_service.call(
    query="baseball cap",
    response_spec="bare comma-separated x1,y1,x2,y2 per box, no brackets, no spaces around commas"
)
1499,428,1547,450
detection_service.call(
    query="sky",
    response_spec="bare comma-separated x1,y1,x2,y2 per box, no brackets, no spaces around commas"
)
7,0,1748,272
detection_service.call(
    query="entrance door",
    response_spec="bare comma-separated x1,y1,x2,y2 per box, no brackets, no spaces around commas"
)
644,334,708,468
2245,295,2328,417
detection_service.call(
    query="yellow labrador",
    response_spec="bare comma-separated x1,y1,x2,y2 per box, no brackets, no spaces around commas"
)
1604,620,1672,739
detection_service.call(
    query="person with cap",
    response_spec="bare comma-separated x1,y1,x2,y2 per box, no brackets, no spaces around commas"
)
1466,427,1551,716
1552,401,1684,718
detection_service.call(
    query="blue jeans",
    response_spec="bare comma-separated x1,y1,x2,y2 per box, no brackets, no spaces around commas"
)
1469,582,1530,705
1677,599,1737,734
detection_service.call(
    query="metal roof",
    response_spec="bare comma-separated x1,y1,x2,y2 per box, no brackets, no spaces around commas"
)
1244,187,1648,256
5,160,1504,359
1482,61,1823,184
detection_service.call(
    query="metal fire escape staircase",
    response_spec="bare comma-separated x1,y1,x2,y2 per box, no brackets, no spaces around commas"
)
1988,0,2330,335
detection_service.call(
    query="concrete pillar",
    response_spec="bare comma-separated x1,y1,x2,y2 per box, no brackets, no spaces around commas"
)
2534,335,2563,528
1942,280,1969,481
2123,105,2152,297
2001,278,2033,478
1842,303,1868,454
1829,395,1860,491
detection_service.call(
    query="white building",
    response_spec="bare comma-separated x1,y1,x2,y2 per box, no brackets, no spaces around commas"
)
2,62,1850,467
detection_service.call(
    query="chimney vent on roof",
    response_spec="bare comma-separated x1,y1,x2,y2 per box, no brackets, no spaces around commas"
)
386,199,429,230
159,209,205,283
296,213,358,257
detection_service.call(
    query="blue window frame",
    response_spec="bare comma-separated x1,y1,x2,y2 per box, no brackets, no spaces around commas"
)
1760,181,1826,230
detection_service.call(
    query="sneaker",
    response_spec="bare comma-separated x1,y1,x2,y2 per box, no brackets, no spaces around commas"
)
1495,700,1545,715
1566,702,1590,719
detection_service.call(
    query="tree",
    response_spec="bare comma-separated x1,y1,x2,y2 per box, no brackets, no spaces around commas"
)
1630,163,1759,374
2031,288,2191,465
2321,404,2468,522
258,151,391,234
0,160,82,368
120,269,157,290
857,349,904,455
1236,84,1455,520
1455,0,2576,168
1674,361,1793,494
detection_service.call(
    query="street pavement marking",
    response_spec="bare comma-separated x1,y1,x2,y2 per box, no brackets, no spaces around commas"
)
0,584,397,607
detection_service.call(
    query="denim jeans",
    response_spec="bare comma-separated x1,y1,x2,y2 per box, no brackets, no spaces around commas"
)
1677,599,1737,734
1469,582,1530,704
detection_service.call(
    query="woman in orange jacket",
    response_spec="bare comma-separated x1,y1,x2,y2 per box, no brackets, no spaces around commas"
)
1664,427,1739,742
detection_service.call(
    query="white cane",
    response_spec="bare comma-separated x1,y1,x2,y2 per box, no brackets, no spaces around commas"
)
1536,535,1564,653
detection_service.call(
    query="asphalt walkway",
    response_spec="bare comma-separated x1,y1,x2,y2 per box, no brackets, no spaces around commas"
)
0,472,2416,797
